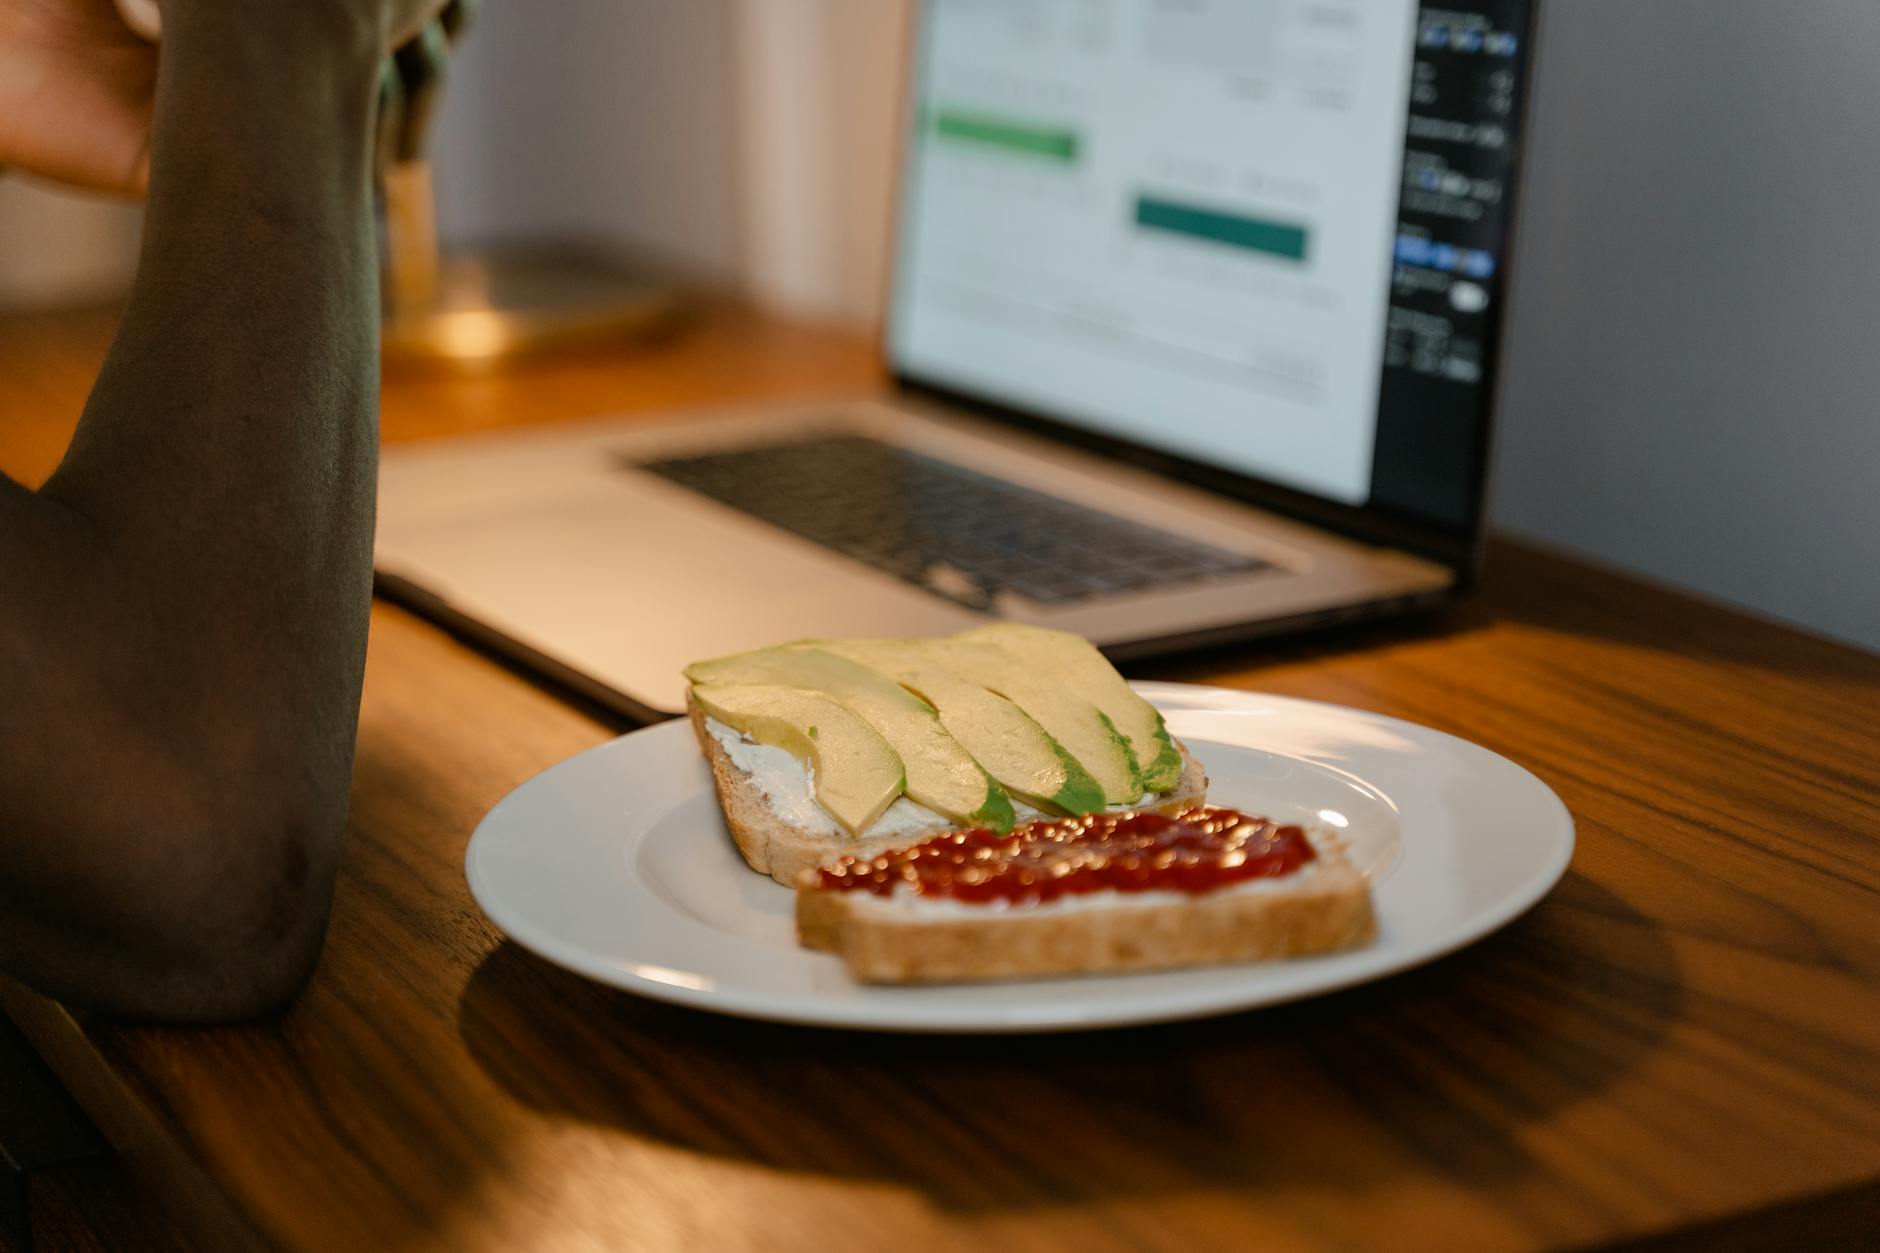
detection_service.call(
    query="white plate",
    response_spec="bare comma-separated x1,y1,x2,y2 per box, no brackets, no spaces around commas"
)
466,682,1574,1033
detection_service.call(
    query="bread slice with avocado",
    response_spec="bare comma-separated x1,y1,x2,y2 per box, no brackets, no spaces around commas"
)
686,631,1209,888
689,690,1208,888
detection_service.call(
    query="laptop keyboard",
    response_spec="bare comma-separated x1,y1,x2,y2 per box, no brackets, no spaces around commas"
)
634,434,1276,610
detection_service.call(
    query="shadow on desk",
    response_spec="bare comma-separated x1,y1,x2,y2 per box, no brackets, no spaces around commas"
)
1465,540,1878,684
456,872,1681,1214
1139,540,1879,695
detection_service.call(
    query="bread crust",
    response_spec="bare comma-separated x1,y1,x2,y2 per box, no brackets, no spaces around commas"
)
795,839,1376,984
688,691,1208,889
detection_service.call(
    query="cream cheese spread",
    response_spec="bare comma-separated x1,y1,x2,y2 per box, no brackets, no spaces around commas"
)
706,717,949,838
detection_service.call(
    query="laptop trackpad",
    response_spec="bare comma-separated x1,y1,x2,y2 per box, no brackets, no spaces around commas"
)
376,479,985,711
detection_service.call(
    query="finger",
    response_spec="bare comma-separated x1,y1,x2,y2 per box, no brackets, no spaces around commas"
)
375,60,406,184
440,0,478,44
128,128,153,198
391,21,451,163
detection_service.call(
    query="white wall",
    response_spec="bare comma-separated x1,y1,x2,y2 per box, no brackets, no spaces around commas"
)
1492,0,1880,650
729,0,906,321
429,0,905,315
429,0,742,280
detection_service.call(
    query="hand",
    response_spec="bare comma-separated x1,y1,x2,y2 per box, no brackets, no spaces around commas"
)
0,0,159,194
378,0,475,174
0,0,473,197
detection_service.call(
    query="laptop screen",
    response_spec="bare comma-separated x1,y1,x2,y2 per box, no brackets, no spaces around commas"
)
887,0,1535,539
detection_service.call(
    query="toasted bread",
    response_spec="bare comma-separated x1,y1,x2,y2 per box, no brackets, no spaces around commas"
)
795,831,1375,984
688,691,1208,889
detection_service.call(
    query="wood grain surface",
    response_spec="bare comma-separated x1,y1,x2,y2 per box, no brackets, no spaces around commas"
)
2,305,1877,1253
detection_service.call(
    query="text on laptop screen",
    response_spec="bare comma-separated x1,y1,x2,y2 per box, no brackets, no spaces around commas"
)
888,0,1533,531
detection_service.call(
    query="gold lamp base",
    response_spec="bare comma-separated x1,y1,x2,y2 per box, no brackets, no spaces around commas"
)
377,163,681,369
381,248,683,369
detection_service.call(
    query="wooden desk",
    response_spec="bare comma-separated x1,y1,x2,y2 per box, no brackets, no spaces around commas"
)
2,305,1877,1253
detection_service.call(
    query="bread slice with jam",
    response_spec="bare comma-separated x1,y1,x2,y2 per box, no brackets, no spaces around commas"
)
794,807,1376,984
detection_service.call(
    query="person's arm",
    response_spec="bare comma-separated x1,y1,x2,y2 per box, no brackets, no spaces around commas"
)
0,5,409,1021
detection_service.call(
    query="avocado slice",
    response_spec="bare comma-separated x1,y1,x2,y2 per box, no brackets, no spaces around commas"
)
959,624,1183,793
692,684,903,837
687,646,1015,832
898,638,1142,805
818,639,1108,816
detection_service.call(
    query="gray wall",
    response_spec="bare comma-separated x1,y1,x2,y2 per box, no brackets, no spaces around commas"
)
1492,0,1880,650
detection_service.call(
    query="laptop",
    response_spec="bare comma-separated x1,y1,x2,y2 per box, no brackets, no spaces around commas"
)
375,0,1538,722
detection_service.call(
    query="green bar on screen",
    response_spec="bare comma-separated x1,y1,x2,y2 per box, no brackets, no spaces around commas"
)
932,110,1080,163
1135,196,1310,261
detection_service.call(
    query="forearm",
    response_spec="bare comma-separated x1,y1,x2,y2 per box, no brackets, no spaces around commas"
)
50,8,382,640
0,11,386,1016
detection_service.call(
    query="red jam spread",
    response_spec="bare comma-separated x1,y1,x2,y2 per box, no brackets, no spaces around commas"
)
817,805,1316,904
